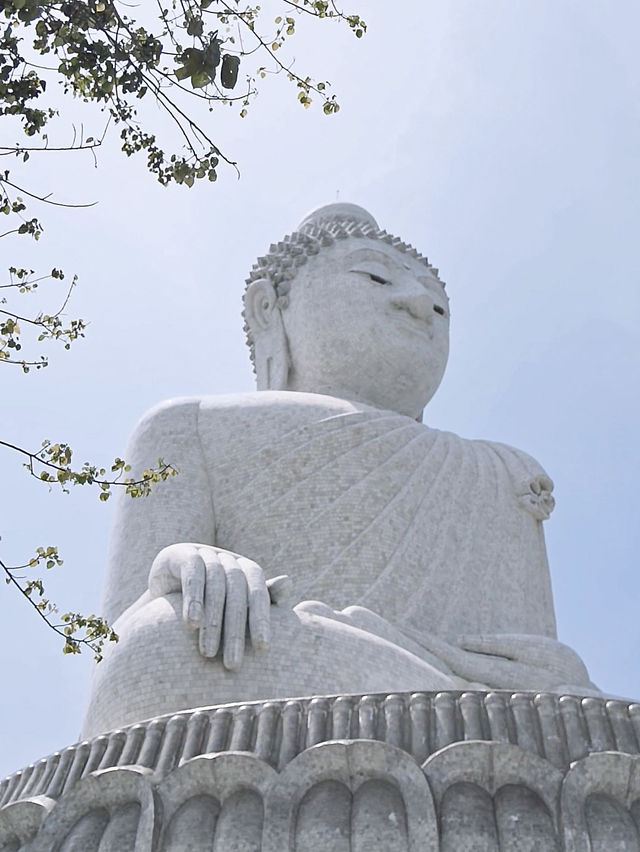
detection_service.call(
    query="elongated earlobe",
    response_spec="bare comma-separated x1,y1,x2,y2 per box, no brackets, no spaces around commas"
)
244,279,291,390
244,278,277,332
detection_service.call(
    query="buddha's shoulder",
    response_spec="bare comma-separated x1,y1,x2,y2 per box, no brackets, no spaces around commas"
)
199,390,364,420
131,391,365,442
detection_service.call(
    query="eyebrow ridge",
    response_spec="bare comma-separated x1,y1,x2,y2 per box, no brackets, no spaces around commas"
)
345,248,399,269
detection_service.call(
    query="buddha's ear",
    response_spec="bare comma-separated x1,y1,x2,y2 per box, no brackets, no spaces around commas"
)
244,278,278,332
244,279,291,391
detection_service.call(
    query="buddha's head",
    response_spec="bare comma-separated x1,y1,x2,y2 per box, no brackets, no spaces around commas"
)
243,203,449,420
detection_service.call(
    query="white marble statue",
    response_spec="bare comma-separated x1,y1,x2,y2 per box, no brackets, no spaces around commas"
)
82,203,597,737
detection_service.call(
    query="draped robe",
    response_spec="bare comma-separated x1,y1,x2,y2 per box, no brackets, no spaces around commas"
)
83,391,569,736
103,391,558,643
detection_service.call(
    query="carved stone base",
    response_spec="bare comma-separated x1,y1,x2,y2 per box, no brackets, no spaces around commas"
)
2,690,640,850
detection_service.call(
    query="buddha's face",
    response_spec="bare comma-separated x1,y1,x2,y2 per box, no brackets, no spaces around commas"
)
280,238,450,419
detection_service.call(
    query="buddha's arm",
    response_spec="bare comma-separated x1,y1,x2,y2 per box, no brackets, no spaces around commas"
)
454,632,596,689
102,398,216,625
413,627,597,691
299,603,598,693
103,398,281,668
355,609,595,690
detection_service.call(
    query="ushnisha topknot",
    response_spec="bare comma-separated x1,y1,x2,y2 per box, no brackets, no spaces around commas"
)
243,202,444,366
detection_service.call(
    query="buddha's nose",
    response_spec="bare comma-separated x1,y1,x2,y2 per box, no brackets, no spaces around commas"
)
390,293,436,324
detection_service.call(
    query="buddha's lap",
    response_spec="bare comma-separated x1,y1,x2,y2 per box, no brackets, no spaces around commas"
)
82,593,455,737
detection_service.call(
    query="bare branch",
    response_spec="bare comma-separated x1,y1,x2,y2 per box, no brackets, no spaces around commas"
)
0,177,97,210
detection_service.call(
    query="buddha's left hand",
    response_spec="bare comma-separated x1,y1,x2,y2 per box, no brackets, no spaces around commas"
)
453,633,595,690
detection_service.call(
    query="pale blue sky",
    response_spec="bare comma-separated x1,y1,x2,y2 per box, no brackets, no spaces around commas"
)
2,0,639,778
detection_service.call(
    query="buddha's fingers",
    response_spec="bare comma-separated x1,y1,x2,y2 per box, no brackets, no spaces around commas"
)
181,550,206,628
149,543,198,598
199,554,226,658
451,650,558,691
220,554,248,671
458,634,590,684
239,557,270,650
457,634,523,660
267,575,294,606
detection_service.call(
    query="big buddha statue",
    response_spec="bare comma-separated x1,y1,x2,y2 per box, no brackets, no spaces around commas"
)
82,202,597,738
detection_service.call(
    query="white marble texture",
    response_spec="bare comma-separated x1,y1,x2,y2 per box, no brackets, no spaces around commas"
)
83,204,596,737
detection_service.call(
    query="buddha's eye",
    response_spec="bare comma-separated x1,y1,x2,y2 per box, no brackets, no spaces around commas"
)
433,304,445,316
368,273,390,285
350,266,392,285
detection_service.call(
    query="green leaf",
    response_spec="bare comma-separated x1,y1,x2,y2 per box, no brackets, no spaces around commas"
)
221,54,240,90
190,70,211,89
187,17,203,36
175,65,192,82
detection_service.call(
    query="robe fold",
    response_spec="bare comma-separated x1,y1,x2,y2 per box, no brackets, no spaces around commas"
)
90,391,567,736
199,393,557,641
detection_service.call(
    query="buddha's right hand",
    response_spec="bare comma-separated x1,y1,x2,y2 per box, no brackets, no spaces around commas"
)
148,543,291,670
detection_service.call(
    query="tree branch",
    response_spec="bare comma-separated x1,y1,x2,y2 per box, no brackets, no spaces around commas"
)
0,554,117,660
0,177,97,209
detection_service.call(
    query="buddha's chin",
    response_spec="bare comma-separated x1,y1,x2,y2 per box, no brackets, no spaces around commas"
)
342,376,437,418
365,386,435,420
289,355,443,416
373,367,443,416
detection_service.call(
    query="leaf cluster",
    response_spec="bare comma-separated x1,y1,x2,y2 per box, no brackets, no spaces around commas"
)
2,0,365,189
0,264,84,371
2,437,178,500
2,548,118,661
0,442,177,658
